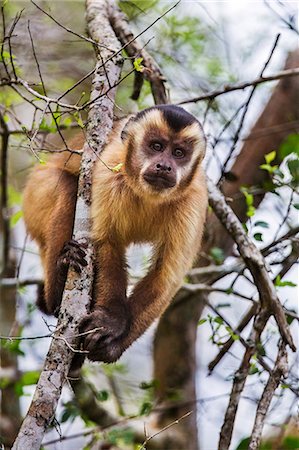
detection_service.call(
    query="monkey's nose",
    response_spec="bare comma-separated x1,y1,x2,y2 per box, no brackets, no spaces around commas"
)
156,163,172,172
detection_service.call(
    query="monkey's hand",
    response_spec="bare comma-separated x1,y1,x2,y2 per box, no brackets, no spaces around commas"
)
57,239,87,275
79,304,131,363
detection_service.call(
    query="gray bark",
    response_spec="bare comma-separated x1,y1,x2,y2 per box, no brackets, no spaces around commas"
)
12,1,123,448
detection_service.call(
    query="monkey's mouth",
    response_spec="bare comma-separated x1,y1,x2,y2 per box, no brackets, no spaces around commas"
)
143,173,176,190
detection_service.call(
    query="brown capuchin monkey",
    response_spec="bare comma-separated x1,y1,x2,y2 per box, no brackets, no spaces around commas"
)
23,105,208,363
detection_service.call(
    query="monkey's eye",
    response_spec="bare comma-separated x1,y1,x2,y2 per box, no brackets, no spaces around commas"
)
151,142,163,152
173,148,185,158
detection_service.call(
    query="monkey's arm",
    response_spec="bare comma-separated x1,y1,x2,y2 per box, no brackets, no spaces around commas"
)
123,239,197,349
81,212,205,363
79,239,131,361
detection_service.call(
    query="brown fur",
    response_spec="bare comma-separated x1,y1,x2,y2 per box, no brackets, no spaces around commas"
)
23,106,208,362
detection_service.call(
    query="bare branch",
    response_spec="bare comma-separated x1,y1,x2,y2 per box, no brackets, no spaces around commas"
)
218,308,270,450
207,177,296,351
0,110,10,273
108,2,170,104
178,67,299,105
248,341,288,450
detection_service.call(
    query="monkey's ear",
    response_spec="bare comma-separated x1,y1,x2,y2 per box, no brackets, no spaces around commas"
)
121,116,136,142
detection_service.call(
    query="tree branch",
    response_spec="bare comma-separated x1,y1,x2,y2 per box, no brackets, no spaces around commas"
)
248,341,288,450
0,110,10,273
108,1,170,104
179,67,299,105
12,1,123,448
207,177,296,352
218,308,270,450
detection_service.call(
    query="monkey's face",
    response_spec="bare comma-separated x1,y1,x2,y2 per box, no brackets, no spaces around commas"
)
123,106,206,198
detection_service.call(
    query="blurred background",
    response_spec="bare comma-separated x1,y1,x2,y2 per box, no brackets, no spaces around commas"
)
0,1,298,449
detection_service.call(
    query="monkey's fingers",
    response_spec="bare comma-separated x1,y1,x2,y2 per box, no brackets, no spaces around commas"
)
79,307,131,362
57,239,88,274
60,240,87,258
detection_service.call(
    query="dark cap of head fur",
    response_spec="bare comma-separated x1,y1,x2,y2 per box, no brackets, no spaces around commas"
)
121,105,201,141
135,104,200,132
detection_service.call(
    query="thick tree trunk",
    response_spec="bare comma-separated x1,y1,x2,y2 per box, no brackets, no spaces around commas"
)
152,49,299,449
12,1,123,448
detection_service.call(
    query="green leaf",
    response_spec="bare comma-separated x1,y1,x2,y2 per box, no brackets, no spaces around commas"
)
73,112,84,128
287,158,299,182
60,401,80,423
286,310,296,325
39,118,54,132
235,437,250,450
293,203,299,210
242,223,248,233
253,232,263,242
95,390,109,401
1,337,25,357
265,150,276,164
283,436,299,449
256,343,266,357
214,316,223,325
217,302,231,307
275,275,297,287
249,363,259,375
21,371,40,385
260,163,278,174
107,428,135,445
139,380,158,390
0,50,15,62
8,185,22,207
119,0,159,18
139,401,152,416
0,377,11,389
133,57,144,72
279,133,299,159
240,187,256,217
103,362,127,376
198,318,207,326
210,247,225,265
111,163,123,173
247,205,255,217
10,210,23,227
254,221,269,228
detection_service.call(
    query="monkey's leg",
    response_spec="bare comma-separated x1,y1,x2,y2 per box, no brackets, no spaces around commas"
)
79,240,131,362
42,173,80,315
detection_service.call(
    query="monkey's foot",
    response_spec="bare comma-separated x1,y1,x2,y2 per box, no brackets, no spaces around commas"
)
58,239,87,274
79,306,131,363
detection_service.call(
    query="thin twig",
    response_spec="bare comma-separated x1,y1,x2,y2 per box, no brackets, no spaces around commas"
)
220,33,281,177
208,303,258,374
139,411,193,449
178,67,299,105
0,111,10,273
